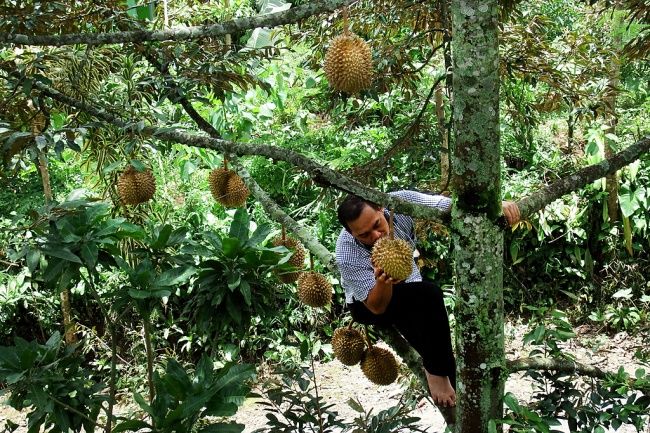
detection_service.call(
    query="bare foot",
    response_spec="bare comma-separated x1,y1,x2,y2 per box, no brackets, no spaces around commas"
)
426,372,456,407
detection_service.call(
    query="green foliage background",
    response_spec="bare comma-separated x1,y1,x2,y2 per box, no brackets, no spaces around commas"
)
0,0,649,431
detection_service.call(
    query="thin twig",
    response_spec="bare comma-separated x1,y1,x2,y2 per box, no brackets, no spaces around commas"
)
50,395,107,431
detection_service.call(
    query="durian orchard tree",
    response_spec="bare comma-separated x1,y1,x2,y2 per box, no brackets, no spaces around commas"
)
449,0,505,430
1,1,650,432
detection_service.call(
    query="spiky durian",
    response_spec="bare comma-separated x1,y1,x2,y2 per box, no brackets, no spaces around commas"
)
272,236,306,283
332,327,365,366
117,166,156,205
324,33,373,94
360,346,398,385
297,271,332,308
371,237,413,281
208,168,249,208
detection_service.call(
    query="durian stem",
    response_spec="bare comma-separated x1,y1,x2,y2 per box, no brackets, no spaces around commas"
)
389,208,395,240
223,157,229,170
363,325,373,348
342,6,349,35
309,251,314,271
281,225,286,242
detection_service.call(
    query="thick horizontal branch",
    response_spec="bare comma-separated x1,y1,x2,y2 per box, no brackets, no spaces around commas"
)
507,357,607,379
517,136,650,218
1,0,354,47
31,78,448,222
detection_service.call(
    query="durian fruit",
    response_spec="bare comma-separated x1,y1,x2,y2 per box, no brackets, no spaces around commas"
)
208,168,249,208
371,237,413,281
324,33,373,94
297,271,332,308
272,235,306,283
117,166,156,205
332,327,365,366
360,345,398,385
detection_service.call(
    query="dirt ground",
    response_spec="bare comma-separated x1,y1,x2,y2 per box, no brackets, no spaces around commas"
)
1,322,648,433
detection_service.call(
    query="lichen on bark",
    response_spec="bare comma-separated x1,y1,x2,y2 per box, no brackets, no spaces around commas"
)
450,1,505,432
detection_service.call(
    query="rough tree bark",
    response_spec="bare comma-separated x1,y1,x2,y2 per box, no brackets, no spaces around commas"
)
0,0,355,46
604,30,621,224
450,1,504,432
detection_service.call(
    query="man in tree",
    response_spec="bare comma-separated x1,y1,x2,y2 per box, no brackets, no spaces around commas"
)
335,190,520,407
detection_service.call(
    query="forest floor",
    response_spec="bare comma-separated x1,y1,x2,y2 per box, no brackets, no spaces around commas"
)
1,322,648,433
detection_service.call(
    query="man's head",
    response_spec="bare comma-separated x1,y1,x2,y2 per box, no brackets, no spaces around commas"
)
337,194,389,246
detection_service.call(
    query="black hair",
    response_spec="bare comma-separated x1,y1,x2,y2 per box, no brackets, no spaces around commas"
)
337,194,381,232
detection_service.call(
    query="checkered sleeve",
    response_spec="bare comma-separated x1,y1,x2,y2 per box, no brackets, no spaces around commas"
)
389,190,452,213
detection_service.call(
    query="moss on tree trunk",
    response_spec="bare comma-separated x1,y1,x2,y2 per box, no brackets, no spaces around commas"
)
450,1,504,431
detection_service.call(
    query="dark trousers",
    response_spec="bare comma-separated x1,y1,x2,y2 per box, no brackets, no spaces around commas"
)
347,280,456,387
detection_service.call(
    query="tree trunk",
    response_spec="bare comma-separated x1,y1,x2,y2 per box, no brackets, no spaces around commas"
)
604,34,621,224
450,1,504,432
436,86,450,191
35,119,78,347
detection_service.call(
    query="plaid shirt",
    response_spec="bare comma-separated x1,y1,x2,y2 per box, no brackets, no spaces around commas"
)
335,190,452,304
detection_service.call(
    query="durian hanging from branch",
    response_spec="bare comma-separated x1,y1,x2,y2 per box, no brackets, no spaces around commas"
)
332,322,365,366
360,327,399,385
117,163,156,205
272,226,306,284
323,7,373,94
208,158,250,208
296,251,332,308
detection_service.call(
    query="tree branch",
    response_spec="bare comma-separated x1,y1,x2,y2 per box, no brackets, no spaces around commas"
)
233,163,337,272
29,77,448,222
517,136,650,218
1,0,355,47
507,357,608,379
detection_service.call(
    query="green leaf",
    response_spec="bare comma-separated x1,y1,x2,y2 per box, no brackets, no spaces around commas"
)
43,258,66,282
80,242,98,269
41,247,82,264
619,187,640,217
154,266,196,287
151,225,173,250
225,297,242,324
198,423,244,433
133,392,154,416
181,160,197,181
26,250,40,273
128,289,152,299
240,280,251,306
129,159,146,171
112,419,152,433
226,273,241,291
347,398,364,413
305,77,317,89
222,238,241,258
229,208,250,242
102,161,122,174
205,232,223,251
612,288,632,299
247,223,272,247
136,3,156,20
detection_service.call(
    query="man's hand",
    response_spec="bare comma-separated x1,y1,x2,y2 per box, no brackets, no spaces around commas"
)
502,201,521,226
364,266,401,315
373,266,401,289
427,373,456,408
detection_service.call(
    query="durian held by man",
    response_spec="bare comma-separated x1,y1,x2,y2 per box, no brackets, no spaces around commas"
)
334,190,520,409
